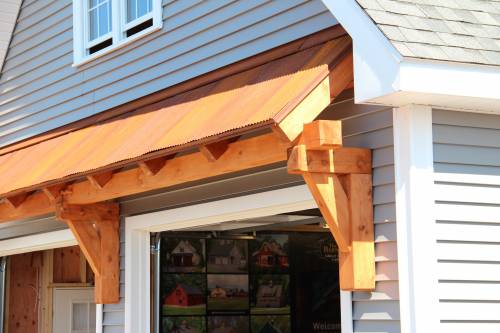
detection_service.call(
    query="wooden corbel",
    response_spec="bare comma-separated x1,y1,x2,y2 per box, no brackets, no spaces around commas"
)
55,200,120,304
288,120,375,291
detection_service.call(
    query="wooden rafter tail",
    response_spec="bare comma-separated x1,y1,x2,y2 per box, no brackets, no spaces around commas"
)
138,156,169,176
42,183,67,202
56,201,120,304
5,192,30,208
87,170,114,189
0,191,54,223
199,139,231,162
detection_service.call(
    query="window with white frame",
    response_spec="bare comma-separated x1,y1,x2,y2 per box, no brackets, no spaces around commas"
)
73,0,162,65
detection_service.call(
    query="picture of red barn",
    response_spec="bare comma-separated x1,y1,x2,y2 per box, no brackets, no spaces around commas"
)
165,283,204,307
253,238,289,269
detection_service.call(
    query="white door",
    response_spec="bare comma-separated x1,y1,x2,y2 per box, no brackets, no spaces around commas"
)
53,288,96,333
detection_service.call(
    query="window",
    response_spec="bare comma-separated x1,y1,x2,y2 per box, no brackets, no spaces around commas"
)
73,0,162,65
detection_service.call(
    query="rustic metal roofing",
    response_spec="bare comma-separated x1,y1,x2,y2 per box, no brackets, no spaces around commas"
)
356,0,500,65
0,35,351,197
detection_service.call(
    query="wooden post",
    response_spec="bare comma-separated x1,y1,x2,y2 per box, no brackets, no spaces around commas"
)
40,250,54,333
55,201,120,304
288,120,375,291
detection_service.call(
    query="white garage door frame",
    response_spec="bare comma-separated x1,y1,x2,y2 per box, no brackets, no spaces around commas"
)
124,184,354,333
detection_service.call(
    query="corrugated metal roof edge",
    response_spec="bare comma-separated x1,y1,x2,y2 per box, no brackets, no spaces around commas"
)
1,120,276,199
0,25,348,158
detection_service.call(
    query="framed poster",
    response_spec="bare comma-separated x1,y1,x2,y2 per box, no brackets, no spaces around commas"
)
158,231,341,333
207,239,248,273
163,238,206,273
207,274,249,313
162,274,207,316
250,275,290,315
250,234,289,273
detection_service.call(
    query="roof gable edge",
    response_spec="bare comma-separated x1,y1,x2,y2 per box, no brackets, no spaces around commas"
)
0,0,22,75
320,0,403,103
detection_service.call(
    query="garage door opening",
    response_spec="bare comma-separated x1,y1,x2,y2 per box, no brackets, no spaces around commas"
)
152,210,343,333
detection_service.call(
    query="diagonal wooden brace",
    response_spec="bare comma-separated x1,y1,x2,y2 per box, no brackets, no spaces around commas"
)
56,201,120,303
288,120,375,291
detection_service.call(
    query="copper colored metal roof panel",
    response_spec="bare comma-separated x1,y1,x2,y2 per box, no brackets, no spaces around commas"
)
0,36,351,196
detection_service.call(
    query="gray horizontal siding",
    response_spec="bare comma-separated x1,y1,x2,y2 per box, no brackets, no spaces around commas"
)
0,0,337,147
323,100,399,333
433,109,500,331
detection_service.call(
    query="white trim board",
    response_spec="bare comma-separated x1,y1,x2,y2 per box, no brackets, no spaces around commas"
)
320,0,500,113
393,105,439,333
124,185,353,333
0,229,76,256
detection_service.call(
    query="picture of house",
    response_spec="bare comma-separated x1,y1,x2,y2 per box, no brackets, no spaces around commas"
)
207,274,249,311
207,239,247,273
210,285,227,299
167,239,205,272
163,274,206,316
252,235,289,272
165,283,204,307
164,238,205,273
251,275,290,315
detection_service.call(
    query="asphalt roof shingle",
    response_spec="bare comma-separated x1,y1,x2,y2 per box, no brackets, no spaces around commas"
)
356,0,500,65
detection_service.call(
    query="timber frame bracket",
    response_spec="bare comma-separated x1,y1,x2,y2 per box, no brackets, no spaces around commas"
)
288,120,375,291
55,200,120,304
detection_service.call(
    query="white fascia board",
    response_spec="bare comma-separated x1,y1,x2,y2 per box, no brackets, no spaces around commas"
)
0,229,77,256
320,0,402,102
370,59,500,113
0,0,22,73
321,0,500,113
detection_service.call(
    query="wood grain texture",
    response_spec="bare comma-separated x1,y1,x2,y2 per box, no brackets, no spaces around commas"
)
56,202,120,304
0,133,289,222
199,140,230,162
7,252,42,333
288,120,375,291
53,246,82,283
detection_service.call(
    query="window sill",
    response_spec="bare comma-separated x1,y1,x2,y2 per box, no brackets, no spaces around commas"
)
73,22,162,67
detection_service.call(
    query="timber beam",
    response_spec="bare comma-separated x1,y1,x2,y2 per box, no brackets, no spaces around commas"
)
56,201,120,304
0,133,289,223
288,120,375,291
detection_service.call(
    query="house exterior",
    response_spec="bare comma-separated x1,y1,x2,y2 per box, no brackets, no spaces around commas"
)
0,1,497,333
207,240,245,268
170,240,199,268
253,241,289,269
164,284,204,307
